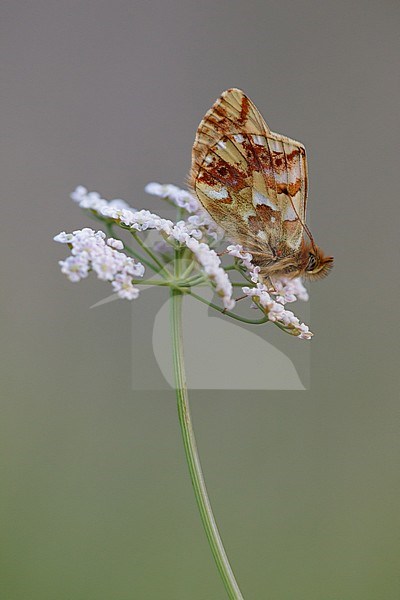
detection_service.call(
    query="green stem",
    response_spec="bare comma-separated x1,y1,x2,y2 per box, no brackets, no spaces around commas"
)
188,290,270,325
182,273,206,286
131,232,172,279
170,246,244,599
104,223,161,273
170,288,244,600
179,260,196,280
131,278,173,286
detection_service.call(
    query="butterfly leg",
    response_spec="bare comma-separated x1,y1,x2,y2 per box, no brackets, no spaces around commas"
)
222,294,247,314
258,272,277,293
265,275,277,293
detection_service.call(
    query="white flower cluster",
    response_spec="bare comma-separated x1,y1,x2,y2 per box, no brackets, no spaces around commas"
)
68,186,235,310
186,212,223,242
170,219,203,242
54,228,145,300
242,283,313,339
71,186,182,236
145,182,200,213
270,277,309,305
226,244,254,270
185,238,235,310
71,186,133,212
62,187,313,336
71,185,220,243
145,183,222,242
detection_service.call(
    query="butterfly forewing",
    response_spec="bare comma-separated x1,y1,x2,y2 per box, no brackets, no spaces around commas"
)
190,88,308,255
189,88,270,185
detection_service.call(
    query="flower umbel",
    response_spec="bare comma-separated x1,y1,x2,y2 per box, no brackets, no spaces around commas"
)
55,183,313,338
55,227,144,300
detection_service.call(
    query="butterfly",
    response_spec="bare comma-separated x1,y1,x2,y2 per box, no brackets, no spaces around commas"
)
189,88,333,281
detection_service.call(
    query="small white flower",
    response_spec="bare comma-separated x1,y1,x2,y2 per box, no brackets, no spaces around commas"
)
145,182,200,213
271,277,309,304
124,257,145,278
54,232,74,244
70,229,104,255
59,254,90,282
180,219,203,240
187,211,223,240
298,323,313,340
107,238,124,250
226,244,255,271
108,198,132,210
287,277,309,302
250,266,261,283
70,186,88,203
267,302,286,322
170,221,192,244
74,190,107,211
100,206,126,220
112,274,140,300
105,207,136,227
91,253,120,281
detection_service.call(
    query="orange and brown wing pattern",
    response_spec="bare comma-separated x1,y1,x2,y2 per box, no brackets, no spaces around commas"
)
190,89,308,253
266,134,308,250
189,88,270,189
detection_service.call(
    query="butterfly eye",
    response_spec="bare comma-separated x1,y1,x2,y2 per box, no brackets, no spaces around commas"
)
306,253,317,271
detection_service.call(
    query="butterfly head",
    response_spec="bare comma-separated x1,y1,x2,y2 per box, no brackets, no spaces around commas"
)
302,244,334,280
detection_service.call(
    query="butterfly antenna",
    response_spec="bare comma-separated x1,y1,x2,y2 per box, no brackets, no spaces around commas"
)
287,194,317,251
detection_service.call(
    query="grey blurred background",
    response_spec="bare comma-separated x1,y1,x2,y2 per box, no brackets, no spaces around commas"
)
1,1,399,598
